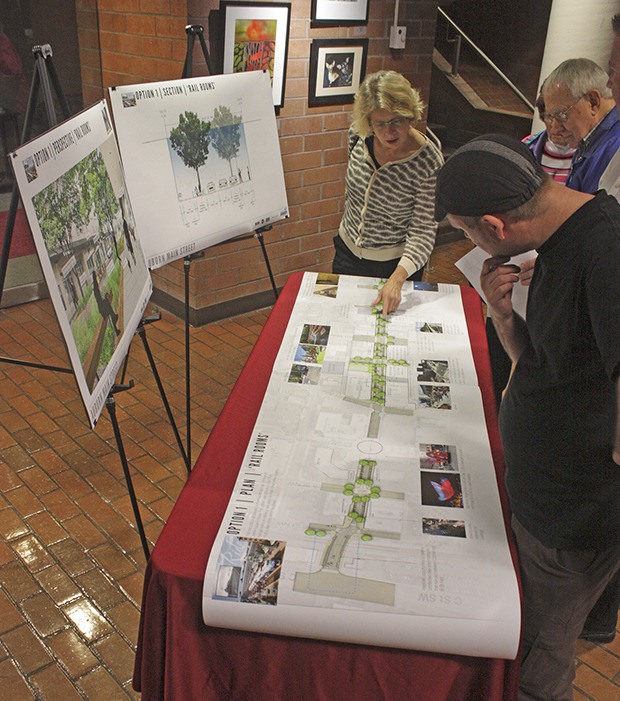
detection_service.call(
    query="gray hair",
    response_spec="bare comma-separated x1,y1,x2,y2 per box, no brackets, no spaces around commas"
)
541,58,612,99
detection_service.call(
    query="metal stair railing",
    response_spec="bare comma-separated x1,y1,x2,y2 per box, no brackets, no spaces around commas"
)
437,7,535,112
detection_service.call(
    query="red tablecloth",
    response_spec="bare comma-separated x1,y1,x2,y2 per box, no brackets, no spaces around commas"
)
133,272,521,701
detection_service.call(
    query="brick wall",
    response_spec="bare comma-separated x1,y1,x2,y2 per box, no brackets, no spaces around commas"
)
80,0,440,323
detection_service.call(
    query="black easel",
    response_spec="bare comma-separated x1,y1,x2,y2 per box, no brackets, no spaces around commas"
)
179,25,279,466
182,24,214,79
138,313,190,473
0,44,70,309
106,384,150,561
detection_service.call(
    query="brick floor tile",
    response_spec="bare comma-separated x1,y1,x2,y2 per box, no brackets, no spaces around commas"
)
46,628,99,679
76,568,127,612
116,571,145,607
18,465,57,495
0,657,35,700
30,662,84,701
0,508,30,540
40,489,82,521
0,538,15,565
76,491,121,526
86,472,128,503
21,591,69,638
0,560,41,602
77,665,129,700
106,601,140,647
573,662,620,700
2,444,37,471
0,462,24,492
9,395,40,418
35,565,82,608
25,511,68,547
94,632,136,685
61,514,107,551
0,423,16,449
2,623,53,674
49,538,96,578
54,467,94,499
4,485,45,518
0,588,23,634
90,543,139,582
12,535,54,572
62,598,112,643
576,637,620,676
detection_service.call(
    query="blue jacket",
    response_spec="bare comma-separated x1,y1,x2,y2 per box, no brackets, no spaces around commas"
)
566,107,620,194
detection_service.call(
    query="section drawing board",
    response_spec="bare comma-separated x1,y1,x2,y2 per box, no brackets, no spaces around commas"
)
202,273,520,659
10,101,152,428
109,71,289,269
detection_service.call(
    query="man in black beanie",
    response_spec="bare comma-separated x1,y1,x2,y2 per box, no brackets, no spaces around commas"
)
435,134,620,701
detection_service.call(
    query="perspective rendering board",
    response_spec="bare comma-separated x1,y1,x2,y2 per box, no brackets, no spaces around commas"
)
10,101,152,427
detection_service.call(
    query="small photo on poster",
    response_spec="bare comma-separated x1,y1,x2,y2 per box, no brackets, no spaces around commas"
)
294,343,326,365
419,443,458,471
416,359,450,384
420,472,463,508
314,272,339,298
422,518,467,538
414,281,438,292
418,384,451,410
299,323,331,346
288,364,321,385
212,536,286,606
416,321,443,334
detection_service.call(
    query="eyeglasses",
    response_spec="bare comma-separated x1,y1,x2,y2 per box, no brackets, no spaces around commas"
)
371,116,411,131
543,94,586,124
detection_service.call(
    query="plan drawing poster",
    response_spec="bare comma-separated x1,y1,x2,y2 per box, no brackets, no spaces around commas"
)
10,101,152,428
109,71,289,269
202,273,520,659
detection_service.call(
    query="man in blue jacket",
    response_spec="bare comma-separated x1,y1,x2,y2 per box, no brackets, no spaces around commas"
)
540,57,620,193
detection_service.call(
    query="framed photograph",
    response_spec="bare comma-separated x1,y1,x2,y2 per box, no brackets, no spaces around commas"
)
221,1,291,109
311,0,370,27
308,38,368,107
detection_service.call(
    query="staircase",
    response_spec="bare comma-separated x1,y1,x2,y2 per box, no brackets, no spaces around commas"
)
429,8,535,153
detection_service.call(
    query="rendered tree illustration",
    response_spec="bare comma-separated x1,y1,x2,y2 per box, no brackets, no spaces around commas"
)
33,150,119,254
211,105,241,177
169,111,212,193
84,151,120,236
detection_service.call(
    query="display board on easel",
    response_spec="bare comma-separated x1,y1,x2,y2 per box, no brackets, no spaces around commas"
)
109,70,289,270
9,100,153,428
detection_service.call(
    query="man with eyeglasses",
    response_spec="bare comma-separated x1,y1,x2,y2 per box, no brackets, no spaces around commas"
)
540,57,620,193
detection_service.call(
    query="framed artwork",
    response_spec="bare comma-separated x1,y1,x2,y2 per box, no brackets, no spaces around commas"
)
308,38,368,107
221,1,291,108
311,0,370,27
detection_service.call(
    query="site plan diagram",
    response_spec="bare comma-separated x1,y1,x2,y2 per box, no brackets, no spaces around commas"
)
202,273,520,659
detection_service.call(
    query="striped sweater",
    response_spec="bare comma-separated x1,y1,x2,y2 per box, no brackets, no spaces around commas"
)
339,129,444,276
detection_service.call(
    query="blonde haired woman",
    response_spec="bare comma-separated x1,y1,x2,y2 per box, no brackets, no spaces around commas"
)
333,70,443,313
